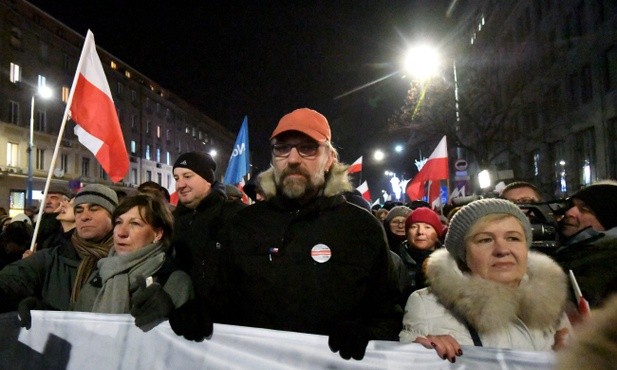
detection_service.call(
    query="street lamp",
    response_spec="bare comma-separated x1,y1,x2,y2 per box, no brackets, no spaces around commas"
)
402,44,441,81
27,85,53,207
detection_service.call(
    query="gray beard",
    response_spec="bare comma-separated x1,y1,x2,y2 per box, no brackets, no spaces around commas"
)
276,170,325,200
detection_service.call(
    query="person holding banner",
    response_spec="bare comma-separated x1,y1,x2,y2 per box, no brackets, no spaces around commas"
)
0,184,117,317
400,199,570,362
73,194,193,332
205,108,402,360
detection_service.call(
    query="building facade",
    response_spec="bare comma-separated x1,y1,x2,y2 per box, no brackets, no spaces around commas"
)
451,0,617,198
0,0,236,214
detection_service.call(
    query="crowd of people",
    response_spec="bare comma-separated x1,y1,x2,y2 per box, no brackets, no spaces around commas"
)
0,107,615,365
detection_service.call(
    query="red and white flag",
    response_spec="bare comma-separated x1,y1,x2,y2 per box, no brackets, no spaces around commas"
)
348,156,363,174
357,180,371,202
69,30,129,182
406,136,448,205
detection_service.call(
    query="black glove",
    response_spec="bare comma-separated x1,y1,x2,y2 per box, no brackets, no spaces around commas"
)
17,296,55,330
328,321,371,360
168,298,213,342
130,281,175,332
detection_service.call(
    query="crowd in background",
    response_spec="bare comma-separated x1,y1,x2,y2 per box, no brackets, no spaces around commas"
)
0,108,616,367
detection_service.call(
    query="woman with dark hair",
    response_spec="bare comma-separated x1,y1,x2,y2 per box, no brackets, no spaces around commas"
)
74,194,193,331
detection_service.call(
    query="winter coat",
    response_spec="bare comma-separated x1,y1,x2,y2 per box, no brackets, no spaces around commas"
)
553,226,617,308
400,248,569,350
0,230,78,311
397,242,436,303
171,181,245,300
219,164,403,340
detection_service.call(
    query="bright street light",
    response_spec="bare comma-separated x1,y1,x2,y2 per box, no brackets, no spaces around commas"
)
402,44,440,81
27,85,54,207
373,149,385,162
209,149,217,158
394,144,404,153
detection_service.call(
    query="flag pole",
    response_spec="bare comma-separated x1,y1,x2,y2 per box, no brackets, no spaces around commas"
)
29,31,93,252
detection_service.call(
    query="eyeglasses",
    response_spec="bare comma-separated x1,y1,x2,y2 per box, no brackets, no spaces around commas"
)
390,220,406,226
272,143,321,158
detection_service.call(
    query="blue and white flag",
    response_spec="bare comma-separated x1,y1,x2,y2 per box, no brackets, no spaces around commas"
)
223,116,250,185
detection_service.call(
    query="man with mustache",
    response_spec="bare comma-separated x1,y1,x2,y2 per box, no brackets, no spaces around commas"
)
180,108,402,360
553,180,617,308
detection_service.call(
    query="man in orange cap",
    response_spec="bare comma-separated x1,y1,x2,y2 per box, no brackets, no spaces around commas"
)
219,108,401,360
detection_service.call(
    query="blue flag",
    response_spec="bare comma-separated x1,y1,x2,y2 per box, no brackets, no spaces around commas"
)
223,116,250,185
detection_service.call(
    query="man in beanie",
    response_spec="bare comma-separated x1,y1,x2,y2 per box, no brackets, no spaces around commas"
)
553,180,617,308
188,108,402,360
165,151,245,340
0,184,116,317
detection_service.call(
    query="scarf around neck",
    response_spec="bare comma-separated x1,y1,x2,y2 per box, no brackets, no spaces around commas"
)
90,242,167,313
71,231,114,304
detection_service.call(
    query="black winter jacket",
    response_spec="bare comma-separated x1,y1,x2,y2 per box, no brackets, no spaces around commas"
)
218,166,402,340
172,182,245,300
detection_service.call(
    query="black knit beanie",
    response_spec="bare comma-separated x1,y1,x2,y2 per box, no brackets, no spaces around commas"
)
173,152,216,184
571,181,617,230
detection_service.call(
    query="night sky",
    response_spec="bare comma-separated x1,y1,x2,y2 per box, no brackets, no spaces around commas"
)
28,0,452,195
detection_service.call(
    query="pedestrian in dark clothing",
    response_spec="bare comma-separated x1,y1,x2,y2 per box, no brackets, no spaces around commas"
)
213,108,402,360
0,184,117,315
164,151,245,340
553,180,617,309
383,206,412,253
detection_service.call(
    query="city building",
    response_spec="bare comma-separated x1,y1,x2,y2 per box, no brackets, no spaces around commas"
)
450,0,617,198
0,0,236,214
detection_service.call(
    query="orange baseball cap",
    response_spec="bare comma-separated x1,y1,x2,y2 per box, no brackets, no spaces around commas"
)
270,108,331,142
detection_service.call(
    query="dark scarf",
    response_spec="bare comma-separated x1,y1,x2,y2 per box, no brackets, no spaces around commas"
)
71,231,114,304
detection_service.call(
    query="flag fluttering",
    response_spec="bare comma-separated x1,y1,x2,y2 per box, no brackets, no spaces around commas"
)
357,181,371,202
223,116,250,185
406,136,449,207
69,30,128,182
348,156,363,174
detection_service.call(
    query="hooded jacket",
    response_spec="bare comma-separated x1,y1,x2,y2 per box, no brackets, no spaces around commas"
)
218,163,402,340
400,248,569,350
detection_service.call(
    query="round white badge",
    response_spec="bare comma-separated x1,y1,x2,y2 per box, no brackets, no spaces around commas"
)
311,244,332,263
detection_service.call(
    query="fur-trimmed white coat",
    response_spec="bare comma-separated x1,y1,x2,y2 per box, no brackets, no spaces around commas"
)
400,249,569,350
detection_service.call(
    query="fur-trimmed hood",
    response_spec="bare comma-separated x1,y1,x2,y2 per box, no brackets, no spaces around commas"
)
257,162,353,201
425,248,567,334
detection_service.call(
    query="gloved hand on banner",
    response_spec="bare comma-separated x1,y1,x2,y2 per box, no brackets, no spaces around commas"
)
130,277,175,332
328,321,371,360
169,297,213,342
18,296,56,330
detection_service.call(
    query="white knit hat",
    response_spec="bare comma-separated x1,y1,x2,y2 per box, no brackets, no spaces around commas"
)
444,198,532,266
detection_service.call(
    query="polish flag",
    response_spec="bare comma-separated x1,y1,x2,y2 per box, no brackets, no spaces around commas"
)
69,30,129,182
169,191,179,206
406,136,448,203
357,180,371,202
348,156,363,174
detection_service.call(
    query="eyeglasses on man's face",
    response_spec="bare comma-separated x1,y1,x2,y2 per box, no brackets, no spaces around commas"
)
272,142,321,158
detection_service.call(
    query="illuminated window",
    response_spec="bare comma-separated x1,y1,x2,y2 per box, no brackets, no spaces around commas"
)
125,70,131,78
130,140,136,154
7,142,19,166
156,125,161,138
156,147,161,163
146,121,151,133
110,61,117,69
166,151,171,165
10,62,21,83
35,148,45,170
62,86,69,102
145,144,151,160
37,75,46,89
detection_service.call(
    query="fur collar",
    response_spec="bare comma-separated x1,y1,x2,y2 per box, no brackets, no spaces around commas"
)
425,249,567,334
257,162,353,201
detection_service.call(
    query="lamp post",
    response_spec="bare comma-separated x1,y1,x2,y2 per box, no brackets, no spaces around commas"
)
27,85,53,207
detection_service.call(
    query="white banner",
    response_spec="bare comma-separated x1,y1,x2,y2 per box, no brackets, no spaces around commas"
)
0,311,555,369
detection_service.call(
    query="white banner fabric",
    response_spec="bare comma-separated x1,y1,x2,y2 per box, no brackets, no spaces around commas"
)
0,311,555,369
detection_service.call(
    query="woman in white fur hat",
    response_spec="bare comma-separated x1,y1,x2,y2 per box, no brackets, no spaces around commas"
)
399,198,570,363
